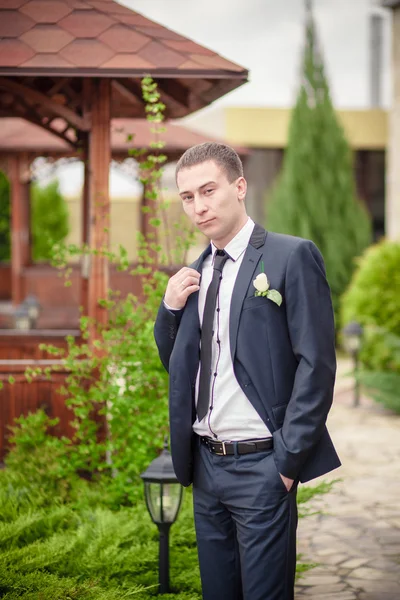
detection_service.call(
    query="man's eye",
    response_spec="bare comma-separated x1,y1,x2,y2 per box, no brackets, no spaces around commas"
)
205,189,213,194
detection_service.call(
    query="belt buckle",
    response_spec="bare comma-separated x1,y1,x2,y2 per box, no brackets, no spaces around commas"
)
221,441,227,456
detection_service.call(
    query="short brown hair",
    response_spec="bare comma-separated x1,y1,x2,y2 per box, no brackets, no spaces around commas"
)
175,142,243,184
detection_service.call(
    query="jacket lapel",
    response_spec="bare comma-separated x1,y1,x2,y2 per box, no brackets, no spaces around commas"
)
180,243,212,336
229,223,267,362
191,243,212,273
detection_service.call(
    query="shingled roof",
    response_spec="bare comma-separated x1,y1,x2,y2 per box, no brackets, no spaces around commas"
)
0,116,248,158
0,0,248,130
0,0,246,76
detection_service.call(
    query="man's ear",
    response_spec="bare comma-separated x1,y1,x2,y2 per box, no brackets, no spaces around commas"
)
236,176,247,201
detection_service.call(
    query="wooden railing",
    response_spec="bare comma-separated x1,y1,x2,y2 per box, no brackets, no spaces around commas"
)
0,360,75,461
0,331,80,461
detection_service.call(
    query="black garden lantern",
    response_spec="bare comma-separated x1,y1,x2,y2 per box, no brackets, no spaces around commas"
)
141,438,183,594
13,303,31,330
22,294,41,327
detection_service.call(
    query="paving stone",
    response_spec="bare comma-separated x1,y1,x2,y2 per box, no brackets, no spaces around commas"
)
346,579,400,594
321,595,357,600
298,574,342,586
387,518,400,528
350,566,398,581
341,557,370,569
359,594,400,600
316,545,353,557
337,567,352,577
367,557,400,572
382,545,400,555
318,553,349,566
301,583,348,595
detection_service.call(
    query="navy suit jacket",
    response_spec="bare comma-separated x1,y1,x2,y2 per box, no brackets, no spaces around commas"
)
154,223,341,487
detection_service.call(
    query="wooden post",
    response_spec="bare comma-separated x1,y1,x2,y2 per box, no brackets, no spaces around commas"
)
10,154,31,306
87,79,111,328
80,132,90,316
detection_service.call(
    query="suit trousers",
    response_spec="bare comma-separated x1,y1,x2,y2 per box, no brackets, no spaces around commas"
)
193,436,298,600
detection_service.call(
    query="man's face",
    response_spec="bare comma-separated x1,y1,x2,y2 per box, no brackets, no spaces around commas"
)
177,160,247,245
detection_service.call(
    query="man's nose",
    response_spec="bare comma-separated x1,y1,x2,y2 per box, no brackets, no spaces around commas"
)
194,196,207,214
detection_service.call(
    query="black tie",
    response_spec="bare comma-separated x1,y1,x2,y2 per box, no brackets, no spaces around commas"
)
197,249,230,421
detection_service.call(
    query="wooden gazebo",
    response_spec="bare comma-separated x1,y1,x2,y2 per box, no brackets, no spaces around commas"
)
0,0,248,328
0,116,248,330
0,0,248,459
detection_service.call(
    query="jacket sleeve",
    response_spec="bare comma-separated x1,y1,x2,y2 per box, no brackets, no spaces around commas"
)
153,300,183,373
272,240,337,480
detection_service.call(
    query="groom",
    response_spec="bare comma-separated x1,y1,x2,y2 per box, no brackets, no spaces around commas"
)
154,142,340,600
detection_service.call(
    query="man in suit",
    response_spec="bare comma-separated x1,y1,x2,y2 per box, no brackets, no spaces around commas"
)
154,142,340,600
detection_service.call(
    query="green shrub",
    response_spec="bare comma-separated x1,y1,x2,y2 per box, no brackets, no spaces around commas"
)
341,240,400,371
341,240,400,412
20,264,171,509
0,447,334,600
354,330,400,413
31,179,70,261
5,411,75,496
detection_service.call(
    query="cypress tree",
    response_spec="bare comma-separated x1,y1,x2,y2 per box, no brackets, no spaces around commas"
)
31,179,70,261
266,0,371,324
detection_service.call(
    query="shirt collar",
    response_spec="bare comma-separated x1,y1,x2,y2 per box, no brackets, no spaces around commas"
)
211,217,255,263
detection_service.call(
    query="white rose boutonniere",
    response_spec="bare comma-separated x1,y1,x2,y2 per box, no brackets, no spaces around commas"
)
253,262,282,306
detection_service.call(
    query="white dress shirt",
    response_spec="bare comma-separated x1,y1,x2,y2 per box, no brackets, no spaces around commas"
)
190,218,272,441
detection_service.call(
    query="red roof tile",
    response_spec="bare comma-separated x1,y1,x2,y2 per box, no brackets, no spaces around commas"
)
59,39,114,67
0,0,28,7
101,54,154,70
112,13,157,27
21,53,74,68
67,1,89,8
21,24,73,52
0,10,35,37
20,1,72,23
59,9,115,38
0,39,35,66
137,27,188,42
164,40,216,56
98,24,148,53
189,53,246,72
139,41,186,69
87,0,133,15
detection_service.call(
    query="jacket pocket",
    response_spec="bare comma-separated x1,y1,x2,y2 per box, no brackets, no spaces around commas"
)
242,295,269,310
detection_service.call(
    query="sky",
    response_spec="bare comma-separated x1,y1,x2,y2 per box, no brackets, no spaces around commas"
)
121,0,391,109
54,0,392,197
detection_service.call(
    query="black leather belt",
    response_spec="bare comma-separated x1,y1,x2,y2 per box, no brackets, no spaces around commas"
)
200,436,273,456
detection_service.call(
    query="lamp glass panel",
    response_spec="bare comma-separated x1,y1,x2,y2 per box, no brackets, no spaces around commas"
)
15,316,31,330
145,482,162,523
345,335,361,353
27,306,39,319
145,482,182,524
160,483,182,523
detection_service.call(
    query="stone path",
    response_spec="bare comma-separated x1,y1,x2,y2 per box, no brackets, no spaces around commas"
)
295,358,400,599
